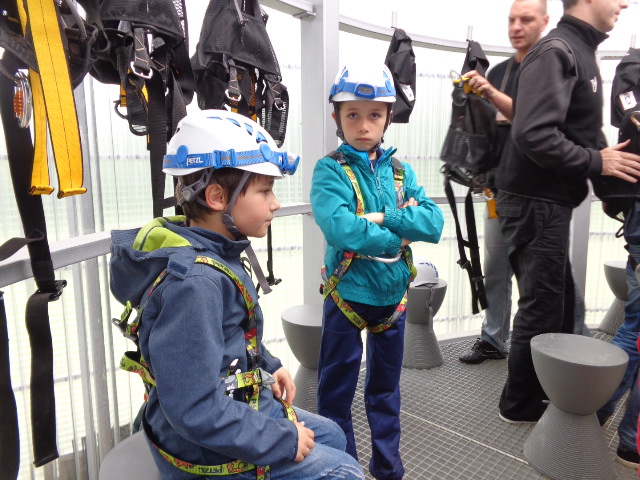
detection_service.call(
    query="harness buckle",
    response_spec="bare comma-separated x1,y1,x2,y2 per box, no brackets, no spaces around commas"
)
457,259,472,270
38,279,67,301
258,368,275,390
130,61,153,79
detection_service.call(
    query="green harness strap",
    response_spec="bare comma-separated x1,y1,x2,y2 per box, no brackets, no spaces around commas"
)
321,152,416,333
113,254,296,480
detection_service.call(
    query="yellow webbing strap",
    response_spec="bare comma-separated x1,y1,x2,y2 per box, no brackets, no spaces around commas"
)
23,0,86,198
147,399,297,479
15,0,51,195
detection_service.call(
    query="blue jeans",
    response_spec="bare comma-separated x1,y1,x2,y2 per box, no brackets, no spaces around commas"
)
596,244,640,452
230,404,364,480
481,215,512,355
317,299,405,480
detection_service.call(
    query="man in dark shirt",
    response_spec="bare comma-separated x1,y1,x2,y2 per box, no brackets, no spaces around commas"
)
458,0,549,365
494,0,640,423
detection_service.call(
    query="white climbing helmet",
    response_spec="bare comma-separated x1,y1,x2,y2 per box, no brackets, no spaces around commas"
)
163,109,299,178
412,260,439,287
329,63,396,104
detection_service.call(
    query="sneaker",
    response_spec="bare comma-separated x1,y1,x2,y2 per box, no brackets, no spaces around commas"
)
498,411,538,425
459,338,506,364
616,446,640,469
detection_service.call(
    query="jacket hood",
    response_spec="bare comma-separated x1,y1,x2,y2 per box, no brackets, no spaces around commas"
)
110,216,250,306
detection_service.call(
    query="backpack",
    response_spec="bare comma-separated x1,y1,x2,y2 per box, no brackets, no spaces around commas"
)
439,40,495,314
591,48,640,221
191,0,289,147
440,40,499,187
384,28,417,124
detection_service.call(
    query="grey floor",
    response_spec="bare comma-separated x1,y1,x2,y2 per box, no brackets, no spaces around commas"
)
348,336,637,480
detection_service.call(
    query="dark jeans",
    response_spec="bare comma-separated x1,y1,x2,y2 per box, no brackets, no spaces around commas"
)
496,192,575,420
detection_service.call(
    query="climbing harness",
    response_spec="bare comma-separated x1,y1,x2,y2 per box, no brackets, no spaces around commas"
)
384,27,416,124
88,0,195,218
191,0,289,147
440,40,494,314
319,151,416,333
113,220,296,479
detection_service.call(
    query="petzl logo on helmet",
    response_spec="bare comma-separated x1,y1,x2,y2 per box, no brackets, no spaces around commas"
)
186,156,204,167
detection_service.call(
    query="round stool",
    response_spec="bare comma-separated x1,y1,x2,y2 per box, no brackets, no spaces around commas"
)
523,333,628,480
281,304,323,413
598,260,629,336
402,279,447,369
99,431,161,480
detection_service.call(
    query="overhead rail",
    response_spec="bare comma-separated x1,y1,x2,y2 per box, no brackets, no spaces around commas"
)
338,14,629,60
260,0,315,18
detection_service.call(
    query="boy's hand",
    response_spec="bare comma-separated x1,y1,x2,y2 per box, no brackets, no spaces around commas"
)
294,421,315,462
402,197,417,208
361,198,416,225
362,212,384,225
271,367,296,404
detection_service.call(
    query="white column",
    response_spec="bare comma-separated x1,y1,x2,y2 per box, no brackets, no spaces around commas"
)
300,0,339,304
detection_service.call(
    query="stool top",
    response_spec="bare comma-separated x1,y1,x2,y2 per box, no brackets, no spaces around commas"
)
281,304,323,327
408,279,448,291
531,333,628,368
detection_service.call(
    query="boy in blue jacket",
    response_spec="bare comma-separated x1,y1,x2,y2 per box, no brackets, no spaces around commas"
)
311,64,444,480
110,110,364,480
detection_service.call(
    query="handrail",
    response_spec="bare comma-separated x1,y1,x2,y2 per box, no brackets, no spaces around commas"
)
0,203,312,289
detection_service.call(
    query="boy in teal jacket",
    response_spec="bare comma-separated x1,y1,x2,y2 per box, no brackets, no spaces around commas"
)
311,64,444,480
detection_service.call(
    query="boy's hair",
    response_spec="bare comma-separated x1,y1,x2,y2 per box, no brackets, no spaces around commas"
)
177,169,263,223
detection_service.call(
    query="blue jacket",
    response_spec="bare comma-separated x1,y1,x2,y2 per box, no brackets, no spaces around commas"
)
110,218,297,479
311,144,444,306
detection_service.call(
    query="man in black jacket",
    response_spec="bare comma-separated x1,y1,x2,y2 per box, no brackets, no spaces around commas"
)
458,0,549,365
495,0,640,423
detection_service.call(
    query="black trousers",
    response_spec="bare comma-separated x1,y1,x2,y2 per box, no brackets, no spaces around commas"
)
496,192,576,420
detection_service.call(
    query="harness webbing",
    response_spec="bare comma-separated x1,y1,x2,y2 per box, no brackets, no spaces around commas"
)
21,0,85,198
0,292,19,479
114,255,296,479
0,53,68,469
321,151,416,333
443,176,487,314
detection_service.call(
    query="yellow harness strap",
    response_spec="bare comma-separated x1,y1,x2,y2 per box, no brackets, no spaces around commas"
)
21,0,85,198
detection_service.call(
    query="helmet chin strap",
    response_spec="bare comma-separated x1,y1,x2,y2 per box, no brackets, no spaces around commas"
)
222,170,273,295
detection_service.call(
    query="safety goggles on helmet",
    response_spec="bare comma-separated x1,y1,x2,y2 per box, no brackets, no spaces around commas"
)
329,64,396,104
163,110,300,178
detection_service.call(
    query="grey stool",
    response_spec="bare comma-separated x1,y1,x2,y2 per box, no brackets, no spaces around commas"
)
524,333,628,480
281,304,323,413
403,279,447,369
99,431,161,480
598,260,629,336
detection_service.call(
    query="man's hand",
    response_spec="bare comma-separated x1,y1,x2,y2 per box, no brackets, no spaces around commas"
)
466,70,496,100
294,421,315,462
465,70,513,121
601,140,640,182
271,367,296,404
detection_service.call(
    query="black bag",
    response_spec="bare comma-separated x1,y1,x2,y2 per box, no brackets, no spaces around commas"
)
191,0,289,146
440,40,498,186
592,48,640,220
384,28,416,123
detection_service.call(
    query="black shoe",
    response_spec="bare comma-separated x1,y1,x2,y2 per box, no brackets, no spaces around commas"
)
459,339,506,364
616,446,640,468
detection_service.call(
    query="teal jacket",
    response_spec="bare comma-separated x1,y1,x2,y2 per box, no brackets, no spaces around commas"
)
311,143,444,306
